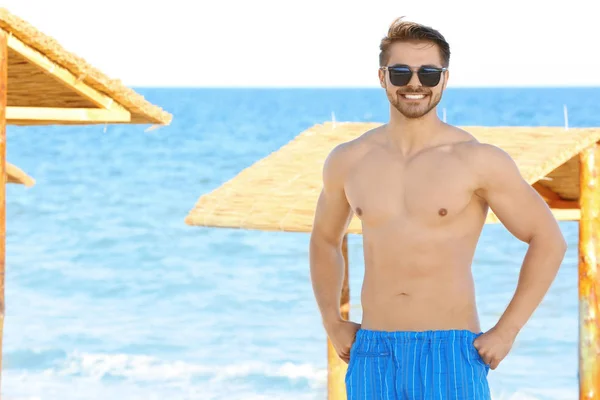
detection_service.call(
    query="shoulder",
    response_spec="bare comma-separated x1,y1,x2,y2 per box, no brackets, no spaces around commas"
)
464,142,519,177
435,125,479,156
322,125,382,185
450,130,523,191
447,126,516,168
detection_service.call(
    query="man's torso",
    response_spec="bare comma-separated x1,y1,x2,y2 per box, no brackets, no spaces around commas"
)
341,125,489,332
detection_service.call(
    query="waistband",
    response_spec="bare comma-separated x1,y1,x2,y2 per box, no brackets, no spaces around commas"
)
355,329,482,342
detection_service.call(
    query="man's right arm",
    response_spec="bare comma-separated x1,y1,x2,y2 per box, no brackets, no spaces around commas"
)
309,145,354,330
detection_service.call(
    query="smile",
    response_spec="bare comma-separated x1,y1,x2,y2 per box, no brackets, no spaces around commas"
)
401,94,427,100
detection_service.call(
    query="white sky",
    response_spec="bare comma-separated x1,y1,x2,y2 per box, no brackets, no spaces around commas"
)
3,0,599,88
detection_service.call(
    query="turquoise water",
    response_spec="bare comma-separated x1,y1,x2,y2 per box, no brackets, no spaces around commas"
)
3,87,599,400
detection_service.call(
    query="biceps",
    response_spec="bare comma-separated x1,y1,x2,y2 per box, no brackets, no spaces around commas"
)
484,178,557,243
311,188,353,246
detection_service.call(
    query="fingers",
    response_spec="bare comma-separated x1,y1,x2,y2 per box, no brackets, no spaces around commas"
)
487,355,501,370
472,345,492,367
473,340,494,367
478,350,492,366
478,350,501,370
472,341,486,361
472,332,509,370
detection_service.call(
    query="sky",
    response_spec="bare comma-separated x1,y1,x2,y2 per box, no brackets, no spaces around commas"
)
3,0,599,88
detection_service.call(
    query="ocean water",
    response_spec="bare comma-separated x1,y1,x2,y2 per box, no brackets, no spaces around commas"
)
3,87,600,400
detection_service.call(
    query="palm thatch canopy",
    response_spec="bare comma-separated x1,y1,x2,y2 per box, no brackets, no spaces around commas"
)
185,122,600,234
6,162,34,186
0,8,172,126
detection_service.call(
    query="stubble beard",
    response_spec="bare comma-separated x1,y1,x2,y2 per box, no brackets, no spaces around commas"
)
387,89,443,119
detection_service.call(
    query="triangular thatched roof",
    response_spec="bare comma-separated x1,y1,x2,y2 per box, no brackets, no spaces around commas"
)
185,122,600,233
0,8,172,126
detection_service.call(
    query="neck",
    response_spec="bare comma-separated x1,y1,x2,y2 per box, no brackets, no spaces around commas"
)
386,106,444,156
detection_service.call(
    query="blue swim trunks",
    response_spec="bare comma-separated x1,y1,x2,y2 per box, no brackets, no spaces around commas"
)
345,329,491,399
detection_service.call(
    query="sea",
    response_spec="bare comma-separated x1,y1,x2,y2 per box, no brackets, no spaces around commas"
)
3,87,600,400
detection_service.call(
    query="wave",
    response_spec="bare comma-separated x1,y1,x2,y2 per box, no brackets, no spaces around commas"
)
6,348,325,383
6,350,571,399
3,351,327,400
47,351,327,385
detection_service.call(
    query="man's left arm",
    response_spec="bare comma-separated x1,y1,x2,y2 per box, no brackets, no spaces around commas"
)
473,143,568,366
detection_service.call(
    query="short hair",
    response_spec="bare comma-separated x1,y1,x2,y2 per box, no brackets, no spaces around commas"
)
379,17,450,68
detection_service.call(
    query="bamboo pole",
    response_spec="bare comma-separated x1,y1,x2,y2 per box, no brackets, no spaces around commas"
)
0,30,7,391
327,234,349,400
579,142,600,400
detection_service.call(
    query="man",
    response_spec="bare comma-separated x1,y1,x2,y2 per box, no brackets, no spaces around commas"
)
309,17,567,399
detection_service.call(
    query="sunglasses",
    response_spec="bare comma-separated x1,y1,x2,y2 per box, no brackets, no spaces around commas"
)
381,64,447,87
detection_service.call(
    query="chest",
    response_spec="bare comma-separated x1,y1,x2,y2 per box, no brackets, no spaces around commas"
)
344,150,477,227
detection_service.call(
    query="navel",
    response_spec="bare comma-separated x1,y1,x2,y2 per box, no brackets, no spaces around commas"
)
438,208,448,216
356,207,363,216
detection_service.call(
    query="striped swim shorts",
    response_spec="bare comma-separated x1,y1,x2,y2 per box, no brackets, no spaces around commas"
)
345,329,491,399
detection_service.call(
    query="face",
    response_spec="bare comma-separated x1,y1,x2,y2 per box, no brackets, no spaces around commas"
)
378,40,449,119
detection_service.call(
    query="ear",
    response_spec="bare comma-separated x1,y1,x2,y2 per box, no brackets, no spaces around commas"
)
378,68,386,88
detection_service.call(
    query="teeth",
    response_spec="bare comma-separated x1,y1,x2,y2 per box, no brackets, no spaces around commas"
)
403,94,426,99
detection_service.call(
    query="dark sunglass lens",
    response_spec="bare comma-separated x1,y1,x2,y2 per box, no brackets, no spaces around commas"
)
389,67,412,86
418,68,442,87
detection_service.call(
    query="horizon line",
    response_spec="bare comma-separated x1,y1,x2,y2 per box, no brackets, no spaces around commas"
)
130,85,600,90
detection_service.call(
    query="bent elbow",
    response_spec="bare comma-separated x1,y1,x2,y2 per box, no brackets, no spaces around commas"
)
558,235,568,255
553,225,568,255
550,232,568,259
529,227,568,255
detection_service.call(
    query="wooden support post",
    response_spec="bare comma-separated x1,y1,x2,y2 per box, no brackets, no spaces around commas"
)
327,234,349,400
579,143,600,400
0,30,7,390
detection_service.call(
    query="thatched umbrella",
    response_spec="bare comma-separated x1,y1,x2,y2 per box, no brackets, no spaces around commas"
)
185,121,600,400
0,7,173,390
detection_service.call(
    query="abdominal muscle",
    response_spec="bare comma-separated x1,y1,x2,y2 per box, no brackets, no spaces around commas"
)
358,228,482,333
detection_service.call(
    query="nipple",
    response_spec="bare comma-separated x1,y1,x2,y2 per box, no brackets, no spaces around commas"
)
356,207,363,216
438,208,448,216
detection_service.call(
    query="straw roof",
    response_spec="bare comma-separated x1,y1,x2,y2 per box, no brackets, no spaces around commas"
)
0,8,172,126
6,162,34,186
185,122,600,234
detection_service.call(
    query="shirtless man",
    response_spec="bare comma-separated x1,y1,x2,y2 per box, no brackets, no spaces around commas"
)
309,17,567,399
